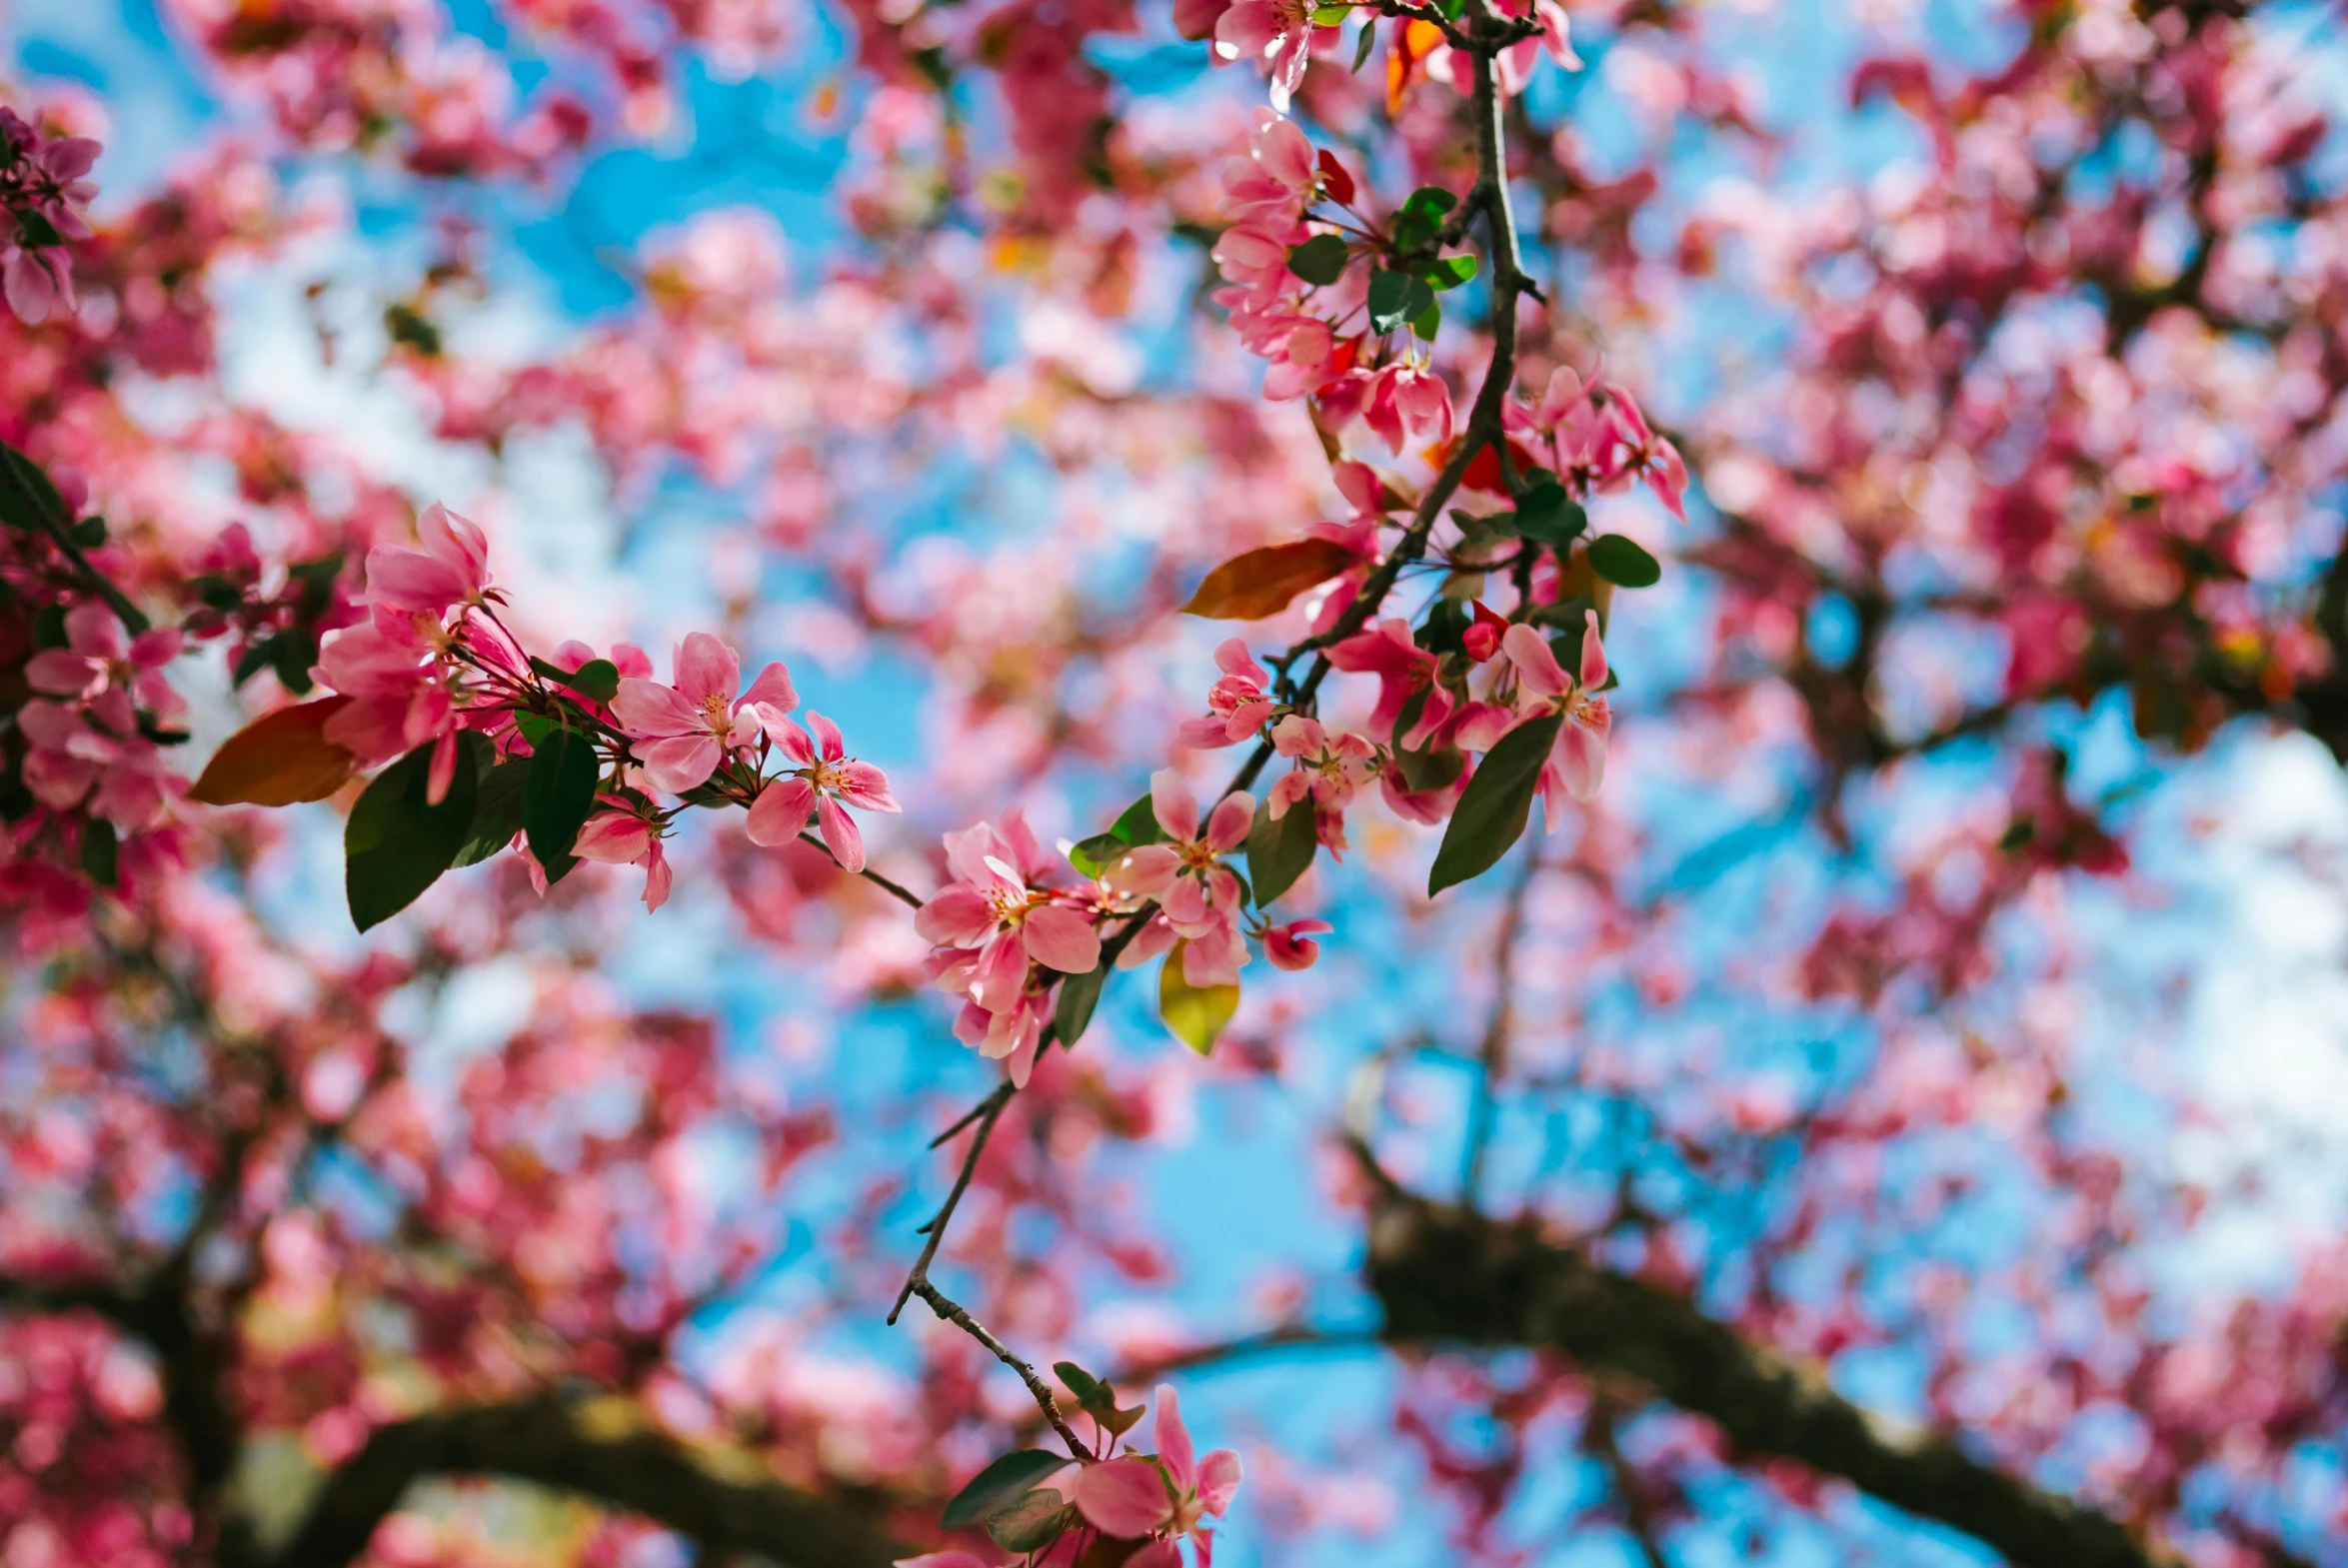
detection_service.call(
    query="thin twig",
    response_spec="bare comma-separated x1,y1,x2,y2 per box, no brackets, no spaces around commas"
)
794,828,925,908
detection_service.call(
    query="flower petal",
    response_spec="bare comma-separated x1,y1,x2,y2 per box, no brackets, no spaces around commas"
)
1151,768,1199,842
1196,1449,1243,1515
1203,792,1255,853
674,632,740,706
1154,1385,1196,1493
1023,904,1102,975
745,777,818,846
1076,1457,1174,1540
639,736,722,794
740,660,799,714
1578,609,1608,691
612,678,699,739
817,793,867,871
1502,623,1568,700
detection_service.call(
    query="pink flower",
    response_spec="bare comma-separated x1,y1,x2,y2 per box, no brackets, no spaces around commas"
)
1213,0,1318,110
1075,1385,1242,1554
1328,618,1450,747
612,634,797,795
745,710,898,872
1104,772,1254,988
2,244,72,325
315,619,462,793
1265,715,1376,820
24,603,183,731
1176,639,1275,749
1603,385,1687,522
1263,918,1331,970
574,803,675,911
365,503,491,623
1502,615,1612,828
1364,364,1452,456
919,813,1102,1086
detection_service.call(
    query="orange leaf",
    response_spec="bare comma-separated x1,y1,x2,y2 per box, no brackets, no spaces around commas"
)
1387,18,1445,117
187,697,359,806
1181,539,1358,620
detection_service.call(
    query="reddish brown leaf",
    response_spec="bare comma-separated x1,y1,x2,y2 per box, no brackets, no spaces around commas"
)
187,696,359,806
1181,539,1358,621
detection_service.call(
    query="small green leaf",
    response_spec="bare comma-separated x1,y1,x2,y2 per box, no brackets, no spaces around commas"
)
1586,533,1661,589
523,725,599,882
1411,297,1440,340
0,444,66,535
531,655,621,704
1512,482,1587,548
232,637,278,689
1391,186,1458,251
270,628,318,695
1110,793,1163,845
1427,714,1560,895
79,818,118,888
1245,797,1317,907
71,515,106,547
986,1489,1076,1554
1352,16,1378,69
346,734,486,931
1309,2,1351,21
1367,269,1413,334
14,208,62,249
1055,1362,1105,1404
1054,961,1108,1048
515,713,557,746
1286,233,1351,287
1391,742,1465,793
455,757,531,867
1161,948,1240,1056
1068,832,1126,879
942,1451,1072,1531
1423,253,1478,291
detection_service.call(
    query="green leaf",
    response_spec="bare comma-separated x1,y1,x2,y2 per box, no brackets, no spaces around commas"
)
1068,832,1126,879
79,818,118,888
515,713,557,746
71,515,106,548
455,757,531,866
1411,297,1440,340
1352,16,1378,69
1367,269,1413,334
523,725,599,882
1512,482,1587,548
1309,2,1351,21
1586,533,1662,589
1286,233,1351,287
14,208,63,248
1391,742,1465,793
1423,253,1478,291
1391,185,1458,251
986,1489,1076,1554
0,444,66,535
1161,949,1239,1056
942,1451,1073,1530
346,734,486,931
270,628,318,695
1055,1362,1106,1406
1427,714,1560,895
232,637,278,689
1245,797,1317,907
531,656,621,705
1110,792,1163,845
1054,961,1108,1048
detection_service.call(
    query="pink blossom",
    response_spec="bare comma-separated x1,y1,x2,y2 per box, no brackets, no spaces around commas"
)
1503,615,1612,828
365,503,491,623
1364,365,1452,455
746,711,898,872
612,634,797,795
24,603,183,731
1104,773,1254,988
1265,715,1376,820
1213,0,1318,111
1263,918,1330,970
1176,639,1275,749
1328,618,1450,747
574,804,674,911
919,814,1101,1086
1075,1385,1242,1551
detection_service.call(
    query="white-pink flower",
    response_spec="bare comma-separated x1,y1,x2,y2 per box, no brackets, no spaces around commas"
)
1212,0,1319,110
365,503,491,625
1502,614,1611,827
746,710,898,872
611,634,797,795
574,804,675,911
1105,771,1254,988
1265,715,1376,821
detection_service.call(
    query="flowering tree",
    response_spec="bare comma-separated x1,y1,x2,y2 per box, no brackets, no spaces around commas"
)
4,0,2348,1563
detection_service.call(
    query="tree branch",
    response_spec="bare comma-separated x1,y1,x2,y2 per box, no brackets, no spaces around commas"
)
1364,1192,2171,1568
263,1393,900,1568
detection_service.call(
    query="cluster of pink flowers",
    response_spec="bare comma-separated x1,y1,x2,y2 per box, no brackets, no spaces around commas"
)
18,602,184,833
1507,364,1689,523
902,1384,1241,1568
308,503,898,911
1193,0,1577,109
0,108,99,326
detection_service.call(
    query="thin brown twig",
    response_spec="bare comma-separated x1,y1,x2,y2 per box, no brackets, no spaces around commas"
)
0,444,149,633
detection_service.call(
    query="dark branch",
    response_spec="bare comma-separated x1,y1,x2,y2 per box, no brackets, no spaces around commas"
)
262,1393,900,1568
1365,1192,2169,1568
